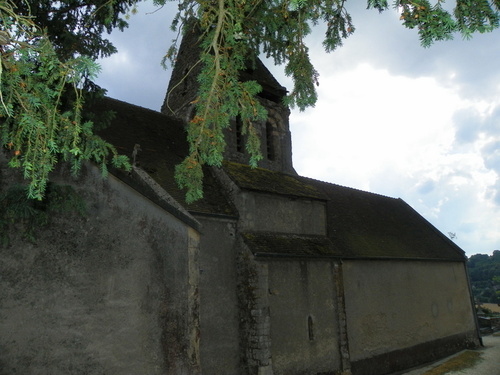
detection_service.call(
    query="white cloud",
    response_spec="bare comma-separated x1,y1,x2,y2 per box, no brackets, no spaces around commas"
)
290,63,462,183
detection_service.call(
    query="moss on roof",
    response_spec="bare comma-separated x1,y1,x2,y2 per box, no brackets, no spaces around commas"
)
299,176,467,261
241,232,341,258
223,162,324,200
93,97,237,217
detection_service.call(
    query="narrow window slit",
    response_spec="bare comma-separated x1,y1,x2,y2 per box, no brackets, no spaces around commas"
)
266,121,275,160
308,315,314,341
236,116,244,153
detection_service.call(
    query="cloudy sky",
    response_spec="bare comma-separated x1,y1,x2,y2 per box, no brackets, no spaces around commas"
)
96,1,500,257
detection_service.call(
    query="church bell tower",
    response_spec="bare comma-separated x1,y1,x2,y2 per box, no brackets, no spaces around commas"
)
161,24,296,175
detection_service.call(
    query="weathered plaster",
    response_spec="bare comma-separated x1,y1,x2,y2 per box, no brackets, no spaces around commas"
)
0,161,200,375
196,217,241,374
267,260,342,375
342,259,479,374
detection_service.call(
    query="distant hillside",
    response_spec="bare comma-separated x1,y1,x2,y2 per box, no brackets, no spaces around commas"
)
467,250,500,304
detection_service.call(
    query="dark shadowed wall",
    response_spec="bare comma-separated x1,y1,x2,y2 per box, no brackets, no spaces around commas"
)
0,161,200,375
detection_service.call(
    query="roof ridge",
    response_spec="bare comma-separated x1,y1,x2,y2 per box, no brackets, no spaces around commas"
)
297,174,400,201
223,161,325,200
102,96,181,121
398,198,467,259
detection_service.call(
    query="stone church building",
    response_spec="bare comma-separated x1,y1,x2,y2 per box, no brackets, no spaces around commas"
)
0,27,480,375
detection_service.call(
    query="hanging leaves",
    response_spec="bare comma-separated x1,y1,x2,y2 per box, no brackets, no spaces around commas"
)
162,0,500,202
2,0,500,203
0,0,130,199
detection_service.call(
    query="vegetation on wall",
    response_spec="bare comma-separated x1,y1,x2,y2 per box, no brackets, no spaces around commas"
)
467,251,500,304
0,183,86,245
2,0,500,202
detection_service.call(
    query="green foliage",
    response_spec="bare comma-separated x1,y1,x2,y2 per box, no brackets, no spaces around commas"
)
3,0,500,203
397,0,458,47
164,0,500,201
0,183,86,246
467,251,500,304
0,0,131,200
13,0,140,60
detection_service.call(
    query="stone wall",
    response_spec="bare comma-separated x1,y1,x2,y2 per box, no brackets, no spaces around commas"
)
223,97,295,175
237,245,273,375
0,162,200,375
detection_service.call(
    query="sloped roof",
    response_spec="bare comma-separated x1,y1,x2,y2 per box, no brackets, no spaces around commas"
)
223,162,465,261
241,232,341,258
93,97,237,217
223,162,324,200
240,58,288,103
303,177,466,261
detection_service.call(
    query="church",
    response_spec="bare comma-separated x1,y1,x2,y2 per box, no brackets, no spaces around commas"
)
0,26,480,375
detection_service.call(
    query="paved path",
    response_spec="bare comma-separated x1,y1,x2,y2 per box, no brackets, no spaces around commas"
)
402,333,500,375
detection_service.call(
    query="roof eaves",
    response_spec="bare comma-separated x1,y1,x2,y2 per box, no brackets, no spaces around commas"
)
253,253,465,262
397,198,467,261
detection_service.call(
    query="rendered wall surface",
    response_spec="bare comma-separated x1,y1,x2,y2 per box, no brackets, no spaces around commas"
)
196,217,241,375
342,260,479,375
267,260,342,375
0,163,200,375
237,191,326,235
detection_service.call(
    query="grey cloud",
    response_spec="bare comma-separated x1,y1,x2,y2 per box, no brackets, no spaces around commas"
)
495,187,500,206
483,105,500,134
486,178,500,206
416,179,435,195
95,2,176,110
97,0,500,110
481,140,500,206
334,2,500,101
482,140,500,172
453,107,483,144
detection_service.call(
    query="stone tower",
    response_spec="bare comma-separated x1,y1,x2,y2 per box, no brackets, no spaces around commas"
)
161,24,296,175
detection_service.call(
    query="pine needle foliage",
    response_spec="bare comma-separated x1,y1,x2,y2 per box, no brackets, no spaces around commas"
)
0,0,131,200
12,0,140,60
2,0,500,203
161,0,500,202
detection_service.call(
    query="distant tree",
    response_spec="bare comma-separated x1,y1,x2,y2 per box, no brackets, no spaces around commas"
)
2,0,500,202
467,252,500,304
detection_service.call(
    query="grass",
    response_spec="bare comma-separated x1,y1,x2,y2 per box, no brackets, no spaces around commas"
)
422,351,483,375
